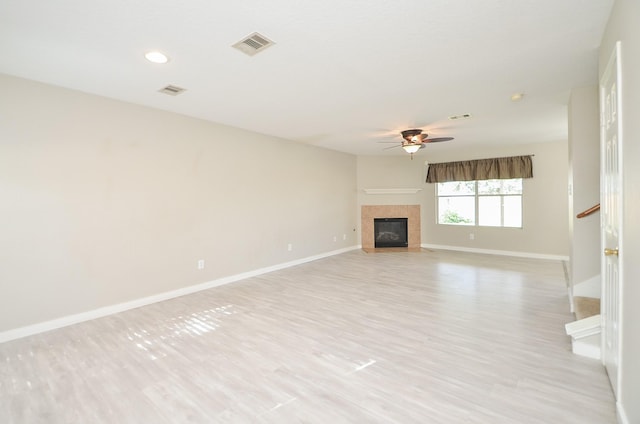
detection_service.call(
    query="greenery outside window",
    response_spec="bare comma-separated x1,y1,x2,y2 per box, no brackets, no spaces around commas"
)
437,179,523,227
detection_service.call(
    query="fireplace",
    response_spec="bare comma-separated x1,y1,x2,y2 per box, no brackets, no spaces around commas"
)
360,205,421,250
374,218,408,248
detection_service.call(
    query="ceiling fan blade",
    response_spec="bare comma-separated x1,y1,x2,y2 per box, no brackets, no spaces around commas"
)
423,137,454,143
383,145,401,150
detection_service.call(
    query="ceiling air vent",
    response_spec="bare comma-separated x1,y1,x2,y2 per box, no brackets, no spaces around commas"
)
448,113,472,120
232,32,275,56
158,85,187,96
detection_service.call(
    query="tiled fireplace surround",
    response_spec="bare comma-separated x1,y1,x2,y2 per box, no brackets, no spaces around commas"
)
361,205,421,249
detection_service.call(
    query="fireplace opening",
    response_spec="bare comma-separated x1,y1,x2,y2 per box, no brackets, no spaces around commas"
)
374,218,408,248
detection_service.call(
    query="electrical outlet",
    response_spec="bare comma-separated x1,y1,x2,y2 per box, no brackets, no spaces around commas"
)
197,259,205,270
469,233,475,240
343,234,346,240
333,236,337,242
287,243,292,251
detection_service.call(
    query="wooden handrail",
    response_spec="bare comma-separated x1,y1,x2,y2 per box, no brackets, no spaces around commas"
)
577,203,600,218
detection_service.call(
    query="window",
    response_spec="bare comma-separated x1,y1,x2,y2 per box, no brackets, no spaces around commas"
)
437,179,522,227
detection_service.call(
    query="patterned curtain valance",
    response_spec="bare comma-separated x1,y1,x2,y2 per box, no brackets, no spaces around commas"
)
426,155,533,183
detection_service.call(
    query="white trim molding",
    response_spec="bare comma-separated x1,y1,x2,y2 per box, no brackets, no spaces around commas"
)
363,188,422,194
421,243,570,261
0,246,361,344
565,314,601,339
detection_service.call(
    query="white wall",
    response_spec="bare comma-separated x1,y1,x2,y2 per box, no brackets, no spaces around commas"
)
568,86,601,290
357,142,569,258
600,0,640,421
0,74,357,333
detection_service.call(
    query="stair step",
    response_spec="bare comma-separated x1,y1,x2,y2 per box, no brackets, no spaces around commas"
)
574,296,600,320
566,314,600,338
565,314,601,360
571,333,601,360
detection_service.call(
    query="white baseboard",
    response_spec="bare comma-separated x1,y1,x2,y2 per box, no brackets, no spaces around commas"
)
616,401,631,424
0,246,360,344
618,401,629,424
573,275,601,298
421,244,569,261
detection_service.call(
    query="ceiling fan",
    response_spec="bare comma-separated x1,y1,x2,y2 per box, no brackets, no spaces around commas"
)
381,129,453,159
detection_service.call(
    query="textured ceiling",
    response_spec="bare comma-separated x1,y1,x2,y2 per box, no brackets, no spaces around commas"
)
0,0,614,156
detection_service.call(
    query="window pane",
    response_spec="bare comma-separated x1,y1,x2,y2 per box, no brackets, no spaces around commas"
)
436,179,522,228
478,178,522,195
477,180,502,195
437,181,475,196
502,179,522,194
438,196,475,225
503,196,522,227
478,196,501,226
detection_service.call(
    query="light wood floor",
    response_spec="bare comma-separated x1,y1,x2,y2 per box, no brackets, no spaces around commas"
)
0,249,617,423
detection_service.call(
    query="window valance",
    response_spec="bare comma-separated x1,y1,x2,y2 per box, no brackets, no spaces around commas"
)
426,155,533,183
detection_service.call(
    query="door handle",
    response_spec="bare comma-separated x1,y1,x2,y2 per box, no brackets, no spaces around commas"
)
604,248,619,256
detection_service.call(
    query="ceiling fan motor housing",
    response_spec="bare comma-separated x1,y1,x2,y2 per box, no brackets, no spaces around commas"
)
401,129,421,137
401,129,423,143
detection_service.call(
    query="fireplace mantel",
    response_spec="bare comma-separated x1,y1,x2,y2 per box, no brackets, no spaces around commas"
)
363,188,422,195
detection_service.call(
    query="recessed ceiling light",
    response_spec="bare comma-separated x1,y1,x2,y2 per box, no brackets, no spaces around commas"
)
145,51,170,64
511,93,525,102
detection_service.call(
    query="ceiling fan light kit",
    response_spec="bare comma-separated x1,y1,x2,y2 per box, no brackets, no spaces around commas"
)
402,143,422,154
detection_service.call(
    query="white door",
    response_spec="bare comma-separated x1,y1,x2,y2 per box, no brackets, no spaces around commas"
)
600,41,623,398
